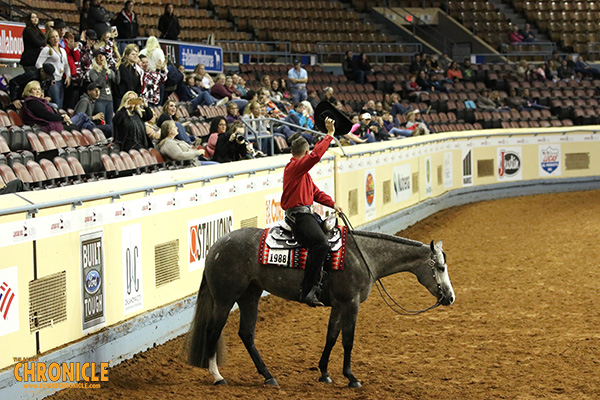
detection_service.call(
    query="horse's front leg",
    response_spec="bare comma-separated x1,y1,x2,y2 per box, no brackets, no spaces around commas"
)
318,307,342,383
341,300,361,388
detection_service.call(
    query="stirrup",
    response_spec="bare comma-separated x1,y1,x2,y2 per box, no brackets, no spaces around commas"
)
303,286,324,307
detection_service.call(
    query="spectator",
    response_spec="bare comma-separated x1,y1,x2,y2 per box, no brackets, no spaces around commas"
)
158,4,180,40
80,0,91,33
158,120,211,166
74,82,112,135
362,100,376,116
232,74,247,97
347,113,376,143
342,50,362,83
77,29,97,84
321,87,337,104
405,110,429,135
87,0,112,37
509,26,524,44
193,63,213,90
409,53,422,74
95,30,120,70
476,89,497,111
242,100,273,155
53,18,67,50
210,74,247,111
545,60,559,82
284,102,313,142
557,59,574,80
405,74,421,100
225,101,241,124
270,78,287,105
20,12,45,72
574,55,600,78
356,52,374,80
288,59,308,103
213,120,252,163
9,63,55,108
63,32,81,109
382,93,393,112
113,91,152,151
521,88,546,110
462,59,475,81
0,179,26,195
205,116,227,158
178,74,219,107
139,54,167,107
88,49,119,127
307,89,320,111
446,61,463,82
35,29,70,109
19,80,76,132
115,43,142,101
145,108,161,141
225,75,243,99
260,74,272,93
416,70,448,93
139,36,165,71
519,23,535,43
503,88,526,110
113,0,139,39
156,99,196,145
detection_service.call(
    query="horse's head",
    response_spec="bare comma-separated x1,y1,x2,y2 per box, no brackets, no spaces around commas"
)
417,241,455,306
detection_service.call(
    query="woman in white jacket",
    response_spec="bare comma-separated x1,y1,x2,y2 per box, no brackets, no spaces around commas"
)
35,29,70,108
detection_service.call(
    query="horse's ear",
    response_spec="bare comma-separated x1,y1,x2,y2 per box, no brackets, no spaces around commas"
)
436,240,443,249
430,241,435,252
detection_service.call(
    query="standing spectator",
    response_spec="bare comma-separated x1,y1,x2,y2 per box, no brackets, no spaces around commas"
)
113,91,152,151
9,64,55,108
20,12,45,72
509,26,524,44
446,61,463,82
74,82,112,136
53,18,67,50
63,32,81,109
79,0,91,33
158,4,180,40
342,50,361,83
35,29,70,109
139,54,167,107
87,0,112,37
95,30,120,70
210,74,247,110
115,43,142,101
113,0,139,39
139,36,164,71
288,59,308,103
88,49,119,127
77,29,97,84
519,23,535,43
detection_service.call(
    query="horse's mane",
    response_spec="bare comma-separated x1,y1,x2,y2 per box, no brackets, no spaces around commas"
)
352,230,424,247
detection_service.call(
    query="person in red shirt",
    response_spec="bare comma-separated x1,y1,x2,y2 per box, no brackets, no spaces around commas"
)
281,117,343,307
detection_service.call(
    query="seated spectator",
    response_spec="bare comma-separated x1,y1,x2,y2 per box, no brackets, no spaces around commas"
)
446,61,463,82
476,89,497,111
519,24,535,43
390,93,410,119
306,89,320,111
509,26,524,44
242,100,274,155
347,113,376,143
258,89,286,120
521,88,546,110
115,43,142,101
9,63,55,109
557,59,574,80
382,93,393,112
300,101,315,128
74,82,112,136
158,4,180,40
205,116,227,159
113,91,153,151
416,70,448,93
213,120,253,163
139,54,167,106
145,108,161,141
210,73,248,111
193,63,214,90
321,87,337,104
545,60,559,82
158,120,212,166
20,80,71,132
409,54,422,74
88,49,119,127
405,110,429,135
362,100,377,116
356,52,374,82
225,101,241,124
270,79,289,109
112,1,139,39
284,102,313,143
342,50,362,83
462,59,475,81
574,55,600,78
405,74,421,100
503,88,526,111
157,99,196,145
178,74,220,107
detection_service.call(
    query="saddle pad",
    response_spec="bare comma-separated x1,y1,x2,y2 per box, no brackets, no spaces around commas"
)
258,226,348,270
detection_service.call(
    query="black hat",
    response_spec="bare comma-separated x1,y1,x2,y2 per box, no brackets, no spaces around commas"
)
86,29,98,40
53,18,66,29
41,63,55,77
314,101,353,136
87,82,99,91
92,48,107,58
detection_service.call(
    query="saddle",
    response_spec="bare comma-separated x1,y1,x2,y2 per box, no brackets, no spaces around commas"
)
258,220,348,270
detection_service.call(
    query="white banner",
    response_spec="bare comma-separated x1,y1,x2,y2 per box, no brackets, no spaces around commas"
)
122,224,143,315
443,152,453,188
539,144,561,177
497,147,523,181
393,164,412,203
188,211,234,272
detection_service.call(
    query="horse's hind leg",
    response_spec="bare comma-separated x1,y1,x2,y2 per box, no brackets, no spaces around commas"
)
318,307,342,384
237,286,278,386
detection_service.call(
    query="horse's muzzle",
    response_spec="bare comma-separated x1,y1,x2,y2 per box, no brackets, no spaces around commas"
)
440,294,455,306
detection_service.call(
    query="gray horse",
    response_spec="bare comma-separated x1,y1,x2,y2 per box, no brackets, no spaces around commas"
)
186,227,455,388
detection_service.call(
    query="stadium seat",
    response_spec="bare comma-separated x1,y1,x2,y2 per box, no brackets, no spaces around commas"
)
38,133,57,151
54,157,75,179
61,130,79,148
0,164,18,183
39,159,61,180
12,163,33,184
67,157,87,177
50,131,68,148
7,110,22,126
26,160,47,185
27,133,44,153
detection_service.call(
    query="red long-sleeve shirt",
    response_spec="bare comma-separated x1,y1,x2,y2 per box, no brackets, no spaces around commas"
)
281,135,335,210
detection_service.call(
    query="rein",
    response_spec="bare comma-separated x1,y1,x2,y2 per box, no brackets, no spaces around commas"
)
338,212,441,316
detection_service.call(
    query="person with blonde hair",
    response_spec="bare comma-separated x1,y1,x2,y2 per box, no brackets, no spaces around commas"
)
139,36,165,71
88,49,119,127
115,43,142,101
113,91,153,151
20,80,71,132
158,120,216,165
95,30,120,70
35,29,70,109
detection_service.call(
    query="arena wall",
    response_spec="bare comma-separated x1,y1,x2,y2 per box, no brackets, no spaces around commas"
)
0,127,599,399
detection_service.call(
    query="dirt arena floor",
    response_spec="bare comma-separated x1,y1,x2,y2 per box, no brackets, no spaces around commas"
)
51,190,600,400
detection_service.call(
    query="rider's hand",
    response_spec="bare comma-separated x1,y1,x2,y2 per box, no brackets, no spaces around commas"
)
334,203,343,214
325,116,335,136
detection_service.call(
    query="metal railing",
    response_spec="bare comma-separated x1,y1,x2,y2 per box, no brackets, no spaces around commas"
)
315,42,422,64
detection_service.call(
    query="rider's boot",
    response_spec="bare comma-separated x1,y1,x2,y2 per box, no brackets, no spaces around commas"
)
303,271,326,307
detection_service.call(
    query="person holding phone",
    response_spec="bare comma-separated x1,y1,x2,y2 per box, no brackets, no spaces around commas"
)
113,91,153,151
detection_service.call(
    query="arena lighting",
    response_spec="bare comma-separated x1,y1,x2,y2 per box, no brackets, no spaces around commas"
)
406,15,413,22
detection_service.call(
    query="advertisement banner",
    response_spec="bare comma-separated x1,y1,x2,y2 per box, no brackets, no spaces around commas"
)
160,39,223,73
497,147,523,181
539,144,561,177
0,21,25,62
80,230,105,333
462,148,473,187
122,224,143,316
424,156,432,196
0,266,19,337
265,192,284,227
364,169,376,220
393,164,411,203
443,151,453,188
188,211,233,272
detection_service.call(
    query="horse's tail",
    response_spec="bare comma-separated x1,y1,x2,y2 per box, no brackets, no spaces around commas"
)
185,274,226,368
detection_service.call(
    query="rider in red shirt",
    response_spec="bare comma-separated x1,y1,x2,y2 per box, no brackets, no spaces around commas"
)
282,117,343,306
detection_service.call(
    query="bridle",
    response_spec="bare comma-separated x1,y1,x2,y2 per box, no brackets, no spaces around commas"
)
340,212,443,316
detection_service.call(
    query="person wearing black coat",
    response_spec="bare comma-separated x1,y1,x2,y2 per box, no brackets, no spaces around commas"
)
112,91,152,151
87,0,112,37
9,63,55,105
158,4,180,40
114,44,142,103
213,121,251,163
20,13,46,71
113,1,139,39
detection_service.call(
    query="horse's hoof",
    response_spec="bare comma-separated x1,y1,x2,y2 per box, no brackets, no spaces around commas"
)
319,375,333,384
214,379,228,386
348,381,362,388
264,377,279,386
